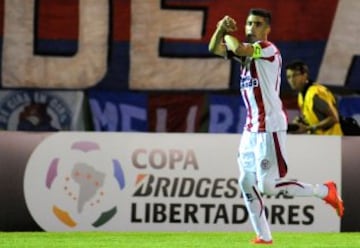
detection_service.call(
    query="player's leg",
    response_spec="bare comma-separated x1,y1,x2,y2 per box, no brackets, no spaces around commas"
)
255,131,323,196
237,131,272,242
274,179,344,217
256,131,343,217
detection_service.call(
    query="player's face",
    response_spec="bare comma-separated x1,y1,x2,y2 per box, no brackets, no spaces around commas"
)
286,69,307,91
245,15,270,43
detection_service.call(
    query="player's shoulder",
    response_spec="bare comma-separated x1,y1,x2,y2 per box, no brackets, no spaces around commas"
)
255,40,281,56
256,40,276,49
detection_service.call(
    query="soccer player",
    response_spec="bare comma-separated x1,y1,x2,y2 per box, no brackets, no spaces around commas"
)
285,60,343,135
208,8,344,244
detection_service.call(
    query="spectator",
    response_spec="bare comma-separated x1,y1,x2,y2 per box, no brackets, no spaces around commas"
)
285,60,343,135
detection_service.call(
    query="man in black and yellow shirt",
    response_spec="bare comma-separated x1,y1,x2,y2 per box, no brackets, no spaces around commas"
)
285,60,343,135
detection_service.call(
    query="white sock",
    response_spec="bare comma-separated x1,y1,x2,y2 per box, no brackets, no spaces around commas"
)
313,183,328,198
246,199,272,241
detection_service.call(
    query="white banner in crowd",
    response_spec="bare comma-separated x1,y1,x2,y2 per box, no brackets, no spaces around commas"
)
318,0,360,86
2,0,108,88
24,132,341,232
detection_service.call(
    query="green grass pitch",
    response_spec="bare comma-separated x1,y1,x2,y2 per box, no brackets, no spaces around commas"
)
1,232,359,248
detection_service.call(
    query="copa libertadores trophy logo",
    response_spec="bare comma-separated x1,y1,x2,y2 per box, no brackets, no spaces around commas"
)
24,133,126,231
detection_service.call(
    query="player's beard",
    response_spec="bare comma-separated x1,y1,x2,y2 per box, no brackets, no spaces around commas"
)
246,34,256,43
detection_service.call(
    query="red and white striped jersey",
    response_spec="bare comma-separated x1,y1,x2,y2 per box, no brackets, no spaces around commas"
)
239,40,287,132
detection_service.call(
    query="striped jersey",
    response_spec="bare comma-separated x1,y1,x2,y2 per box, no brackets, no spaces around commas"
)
238,40,287,132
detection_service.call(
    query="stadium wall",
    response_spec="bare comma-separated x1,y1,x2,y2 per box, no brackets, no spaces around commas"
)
0,132,358,232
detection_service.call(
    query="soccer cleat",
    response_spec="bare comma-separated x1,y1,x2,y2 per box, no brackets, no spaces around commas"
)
323,181,344,217
251,237,273,245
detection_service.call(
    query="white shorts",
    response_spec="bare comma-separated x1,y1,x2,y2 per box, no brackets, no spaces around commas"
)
237,130,288,182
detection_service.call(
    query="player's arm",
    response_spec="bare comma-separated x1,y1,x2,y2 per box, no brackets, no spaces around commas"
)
223,35,256,57
308,95,340,131
208,16,237,57
208,26,227,57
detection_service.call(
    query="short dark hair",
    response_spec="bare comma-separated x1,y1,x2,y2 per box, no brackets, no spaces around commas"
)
249,8,272,25
285,60,309,75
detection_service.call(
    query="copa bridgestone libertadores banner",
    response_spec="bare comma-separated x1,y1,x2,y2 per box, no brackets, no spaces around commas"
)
17,132,341,232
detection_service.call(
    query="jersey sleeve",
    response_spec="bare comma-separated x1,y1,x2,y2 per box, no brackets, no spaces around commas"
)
251,41,276,59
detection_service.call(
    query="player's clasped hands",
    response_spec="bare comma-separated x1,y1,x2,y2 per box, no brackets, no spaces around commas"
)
217,15,237,33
